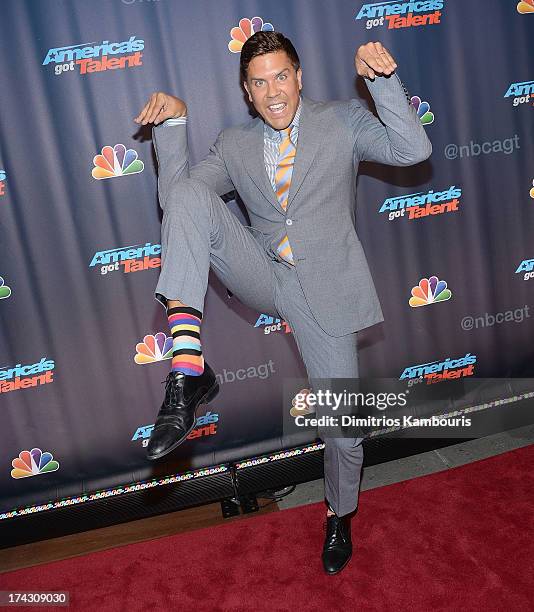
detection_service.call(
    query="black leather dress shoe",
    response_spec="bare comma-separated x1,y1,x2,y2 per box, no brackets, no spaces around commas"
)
322,511,353,575
146,362,219,461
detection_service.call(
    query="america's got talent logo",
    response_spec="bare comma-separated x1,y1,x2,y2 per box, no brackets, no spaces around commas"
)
132,411,220,447
516,258,534,281
42,36,144,76
254,313,291,335
380,186,461,221
0,358,56,394
504,80,534,108
400,353,477,383
355,0,444,30
0,170,6,198
89,242,161,275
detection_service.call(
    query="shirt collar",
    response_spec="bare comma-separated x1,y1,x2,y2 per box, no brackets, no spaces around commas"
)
264,97,302,143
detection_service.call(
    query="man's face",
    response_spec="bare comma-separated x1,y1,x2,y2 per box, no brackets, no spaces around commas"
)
243,50,302,131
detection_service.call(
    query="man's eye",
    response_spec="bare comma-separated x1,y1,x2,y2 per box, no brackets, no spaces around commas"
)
278,74,287,81
254,81,264,87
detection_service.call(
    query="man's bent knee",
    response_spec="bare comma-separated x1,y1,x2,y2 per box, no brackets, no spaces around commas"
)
166,177,216,216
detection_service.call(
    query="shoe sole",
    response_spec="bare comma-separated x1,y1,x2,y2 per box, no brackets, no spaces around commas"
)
323,550,352,575
146,382,220,461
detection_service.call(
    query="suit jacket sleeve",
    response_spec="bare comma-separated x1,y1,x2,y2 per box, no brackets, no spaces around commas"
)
152,123,235,210
349,73,432,165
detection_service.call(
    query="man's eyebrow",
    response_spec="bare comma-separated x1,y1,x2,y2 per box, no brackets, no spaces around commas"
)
250,69,290,81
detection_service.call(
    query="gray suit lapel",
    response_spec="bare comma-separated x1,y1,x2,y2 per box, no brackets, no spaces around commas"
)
240,98,320,213
286,97,320,210
241,119,281,212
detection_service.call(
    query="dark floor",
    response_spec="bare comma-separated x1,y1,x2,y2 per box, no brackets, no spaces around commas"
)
0,424,532,574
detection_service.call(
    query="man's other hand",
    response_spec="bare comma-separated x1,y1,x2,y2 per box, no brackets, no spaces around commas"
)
355,42,397,81
134,92,187,125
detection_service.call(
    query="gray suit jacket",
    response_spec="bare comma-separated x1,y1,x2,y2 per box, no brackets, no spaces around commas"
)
153,73,432,337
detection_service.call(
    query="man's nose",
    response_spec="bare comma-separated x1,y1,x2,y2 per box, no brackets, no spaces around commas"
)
266,80,280,98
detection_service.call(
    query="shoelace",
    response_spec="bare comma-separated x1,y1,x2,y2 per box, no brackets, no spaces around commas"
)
323,517,348,546
162,372,184,407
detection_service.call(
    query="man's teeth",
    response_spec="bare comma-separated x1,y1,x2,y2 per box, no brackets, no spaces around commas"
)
269,103,286,111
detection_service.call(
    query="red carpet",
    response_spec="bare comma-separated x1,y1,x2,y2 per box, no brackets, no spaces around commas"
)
1,445,533,611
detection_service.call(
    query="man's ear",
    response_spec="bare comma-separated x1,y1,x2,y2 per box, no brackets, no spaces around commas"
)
297,68,303,92
243,81,252,102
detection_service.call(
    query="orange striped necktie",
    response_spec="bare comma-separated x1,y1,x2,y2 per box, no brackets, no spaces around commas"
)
275,127,295,265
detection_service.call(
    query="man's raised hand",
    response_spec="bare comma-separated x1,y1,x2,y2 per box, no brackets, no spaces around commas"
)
134,92,187,126
355,42,397,81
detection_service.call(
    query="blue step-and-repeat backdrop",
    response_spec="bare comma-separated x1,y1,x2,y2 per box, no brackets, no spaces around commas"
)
0,0,533,515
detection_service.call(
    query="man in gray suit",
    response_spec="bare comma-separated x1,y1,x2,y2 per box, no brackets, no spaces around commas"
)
135,31,431,574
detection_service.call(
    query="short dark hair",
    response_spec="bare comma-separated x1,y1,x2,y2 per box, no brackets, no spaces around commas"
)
240,31,300,81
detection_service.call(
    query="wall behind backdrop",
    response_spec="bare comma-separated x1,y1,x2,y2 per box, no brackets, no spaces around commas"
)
1,0,533,514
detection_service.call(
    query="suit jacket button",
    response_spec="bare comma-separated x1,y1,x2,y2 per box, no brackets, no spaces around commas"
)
286,219,293,226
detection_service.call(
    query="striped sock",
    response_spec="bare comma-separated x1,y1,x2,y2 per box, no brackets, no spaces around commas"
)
167,306,204,376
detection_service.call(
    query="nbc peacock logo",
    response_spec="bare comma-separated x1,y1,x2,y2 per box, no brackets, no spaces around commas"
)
409,276,452,308
411,96,434,125
0,276,12,299
134,333,173,364
11,448,60,479
228,17,274,53
517,0,534,13
92,144,144,180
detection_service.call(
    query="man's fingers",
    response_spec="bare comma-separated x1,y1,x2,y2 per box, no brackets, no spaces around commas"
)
134,99,151,124
356,42,398,79
148,102,165,124
153,95,169,123
135,92,185,125
139,93,159,125
364,51,391,75
145,94,163,125
135,93,157,125
358,56,377,80
372,41,395,71
378,47,397,72
152,105,168,125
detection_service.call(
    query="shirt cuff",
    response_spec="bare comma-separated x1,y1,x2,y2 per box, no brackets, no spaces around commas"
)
164,116,187,126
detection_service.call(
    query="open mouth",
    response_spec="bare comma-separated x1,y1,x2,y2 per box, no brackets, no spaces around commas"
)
268,102,287,115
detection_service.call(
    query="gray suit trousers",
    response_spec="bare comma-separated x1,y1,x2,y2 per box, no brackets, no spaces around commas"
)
155,178,364,517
